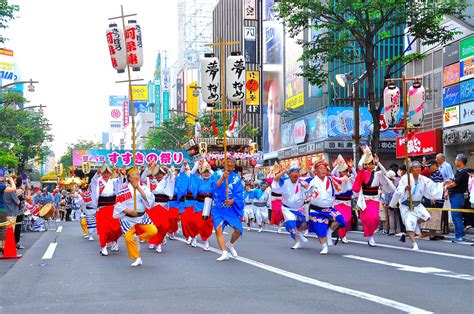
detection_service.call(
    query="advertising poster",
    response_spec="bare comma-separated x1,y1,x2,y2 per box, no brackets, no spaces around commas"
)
285,31,304,109
281,109,327,148
243,0,256,20
460,56,474,81
244,26,257,64
443,63,460,87
460,35,474,60
72,150,189,167
460,101,474,125
131,84,148,114
460,79,474,103
443,41,460,66
246,70,260,112
442,84,460,107
262,0,284,154
443,105,460,127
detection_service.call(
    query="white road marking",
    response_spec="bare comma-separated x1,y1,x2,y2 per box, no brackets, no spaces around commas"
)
350,230,473,246
175,237,431,314
344,255,474,281
56,226,63,233
251,228,474,260
41,243,58,260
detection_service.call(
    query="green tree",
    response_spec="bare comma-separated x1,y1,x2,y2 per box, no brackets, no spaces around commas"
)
1,92,28,108
278,0,468,153
0,1,19,44
0,108,53,173
145,115,192,150
59,140,104,168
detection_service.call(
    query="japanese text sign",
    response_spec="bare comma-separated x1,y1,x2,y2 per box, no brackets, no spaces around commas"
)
72,150,189,167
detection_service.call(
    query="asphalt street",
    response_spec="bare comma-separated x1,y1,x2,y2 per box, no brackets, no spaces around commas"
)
0,221,472,313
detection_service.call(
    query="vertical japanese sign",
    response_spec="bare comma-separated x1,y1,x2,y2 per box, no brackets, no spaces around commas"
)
124,20,143,71
226,54,246,102
200,54,220,104
244,26,257,64
246,70,260,113
243,0,257,20
123,100,130,128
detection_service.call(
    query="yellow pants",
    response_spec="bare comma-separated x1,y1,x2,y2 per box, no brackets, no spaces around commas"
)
124,224,158,260
80,218,88,236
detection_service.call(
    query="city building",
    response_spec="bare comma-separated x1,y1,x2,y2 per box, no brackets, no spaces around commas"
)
403,15,473,168
124,112,155,149
212,0,262,145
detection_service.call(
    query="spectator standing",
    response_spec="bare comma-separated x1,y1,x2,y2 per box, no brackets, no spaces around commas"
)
14,177,25,249
436,153,454,181
0,176,16,252
446,154,469,243
3,178,20,247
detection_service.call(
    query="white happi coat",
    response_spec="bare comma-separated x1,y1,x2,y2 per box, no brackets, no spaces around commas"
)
392,174,443,231
271,178,307,222
113,183,155,233
90,172,122,206
307,175,345,209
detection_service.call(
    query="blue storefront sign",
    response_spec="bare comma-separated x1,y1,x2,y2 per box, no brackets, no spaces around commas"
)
443,84,460,107
460,79,474,103
460,101,474,125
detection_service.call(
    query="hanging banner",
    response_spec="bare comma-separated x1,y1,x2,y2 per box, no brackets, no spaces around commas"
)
243,0,257,20
72,150,189,167
123,100,130,128
246,70,260,107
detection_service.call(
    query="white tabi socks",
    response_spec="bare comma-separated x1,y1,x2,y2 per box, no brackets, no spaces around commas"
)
131,257,142,267
320,243,329,255
191,237,198,247
298,231,308,243
226,242,238,257
326,228,334,246
216,250,229,261
203,240,210,251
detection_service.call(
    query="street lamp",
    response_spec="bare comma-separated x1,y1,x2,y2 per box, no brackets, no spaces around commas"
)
1,79,38,91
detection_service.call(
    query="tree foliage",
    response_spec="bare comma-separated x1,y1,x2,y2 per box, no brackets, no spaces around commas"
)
145,115,192,150
59,139,104,169
0,108,53,173
278,0,468,153
0,1,19,43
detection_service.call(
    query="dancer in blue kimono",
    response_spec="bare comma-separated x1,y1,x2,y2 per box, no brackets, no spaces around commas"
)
211,158,244,261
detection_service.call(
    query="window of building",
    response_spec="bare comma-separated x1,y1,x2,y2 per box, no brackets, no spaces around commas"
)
433,71,442,110
415,59,422,74
423,73,432,113
423,53,433,73
433,49,442,70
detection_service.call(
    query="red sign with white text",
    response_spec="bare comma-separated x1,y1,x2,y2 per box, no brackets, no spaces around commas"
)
396,129,442,159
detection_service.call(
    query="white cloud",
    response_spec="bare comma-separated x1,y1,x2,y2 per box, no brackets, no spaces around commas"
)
6,0,178,157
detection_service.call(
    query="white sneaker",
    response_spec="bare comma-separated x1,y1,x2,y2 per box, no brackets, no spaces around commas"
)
88,235,94,241
304,229,309,236
368,236,376,247
111,241,119,252
412,243,419,251
226,242,238,257
100,246,108,256
191,237,197,247
83,234,88,238
156,244,162,253
320,243,329,255
131,257,143,267
277,226,282,233
341,236,349,244
291,241,301,250
326,229,334,246
186,236,192,245
298,231,308,243
216,251,229,261
148,244,155,250
56,219,61,222
203,240,210,251
246,227,251,231
162,237,168,246
168,233,175,240
258,227,263,233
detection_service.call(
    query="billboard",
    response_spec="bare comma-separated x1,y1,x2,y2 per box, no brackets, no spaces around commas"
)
186,81,199,124
460,79,474,103
244,26,257,64
443,63,460,87
443,41,460,66
281,109,328,148
460,35,474,60
72,149,190,167
443,105,460,127
460,101,474,125
442,84,460,107
131,84,148,114
460,56,474,81
243,0,257,20
285,31,304,109
246,70,260,112
395,130,442,159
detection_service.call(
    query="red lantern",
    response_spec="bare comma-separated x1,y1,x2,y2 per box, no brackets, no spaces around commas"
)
106,23,127,73
249,159,257,167
124,20,144,71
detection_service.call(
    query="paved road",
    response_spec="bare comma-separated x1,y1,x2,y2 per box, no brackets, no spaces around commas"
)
1,221,472,313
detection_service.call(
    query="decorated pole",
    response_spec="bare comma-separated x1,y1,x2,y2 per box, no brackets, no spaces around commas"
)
384,76,425,210
204,38,241,200
107,5,144,210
